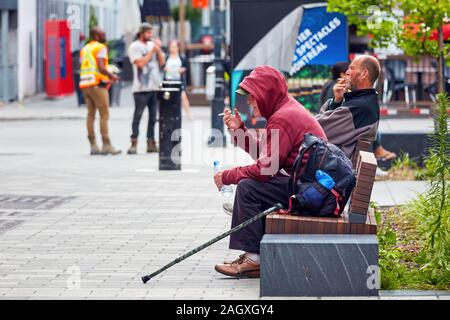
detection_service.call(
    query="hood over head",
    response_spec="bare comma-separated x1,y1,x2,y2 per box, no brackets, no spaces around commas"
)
238,65,290,119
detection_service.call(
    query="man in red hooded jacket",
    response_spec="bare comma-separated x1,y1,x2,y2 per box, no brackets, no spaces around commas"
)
213,66,327,278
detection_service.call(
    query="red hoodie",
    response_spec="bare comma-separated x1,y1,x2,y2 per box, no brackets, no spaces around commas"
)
222,66,327,185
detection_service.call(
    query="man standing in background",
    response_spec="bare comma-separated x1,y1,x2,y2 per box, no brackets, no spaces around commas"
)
79,27,121,156
127,23,166,155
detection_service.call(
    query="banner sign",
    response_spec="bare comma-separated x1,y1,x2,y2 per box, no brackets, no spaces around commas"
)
290,6,348,75
192,0,209,9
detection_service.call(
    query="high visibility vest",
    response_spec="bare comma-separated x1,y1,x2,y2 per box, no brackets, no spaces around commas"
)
79,41,110,89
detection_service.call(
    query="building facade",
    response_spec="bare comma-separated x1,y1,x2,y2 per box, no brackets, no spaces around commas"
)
0,0,18,103
0,0,122,103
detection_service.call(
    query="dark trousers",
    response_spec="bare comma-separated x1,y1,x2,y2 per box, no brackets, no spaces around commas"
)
372,131,382,151
229,176,290,254
131,92,157,140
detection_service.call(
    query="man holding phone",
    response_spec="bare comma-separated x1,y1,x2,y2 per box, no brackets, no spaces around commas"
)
127,23,166,155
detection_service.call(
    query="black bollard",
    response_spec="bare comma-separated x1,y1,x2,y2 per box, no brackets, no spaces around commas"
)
157,81,182,171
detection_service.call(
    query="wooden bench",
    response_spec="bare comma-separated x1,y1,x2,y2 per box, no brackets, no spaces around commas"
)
352,139,372,167
265,150,378,234
260,149,379,297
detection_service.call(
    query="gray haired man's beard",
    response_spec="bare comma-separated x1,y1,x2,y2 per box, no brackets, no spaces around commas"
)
348,81,358,92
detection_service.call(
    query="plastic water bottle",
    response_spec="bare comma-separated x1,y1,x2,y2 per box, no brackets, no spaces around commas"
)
213,161,234,199
316,170,335,190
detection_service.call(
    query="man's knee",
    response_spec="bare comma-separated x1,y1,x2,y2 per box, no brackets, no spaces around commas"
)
236,179,259,198
86,105,96,118
87,110,96,119
99,109,110,121
133,107,145,121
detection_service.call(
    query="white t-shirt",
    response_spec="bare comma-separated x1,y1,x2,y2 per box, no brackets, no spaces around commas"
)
164,55,182,80
128,40,163,92
97,47,107,59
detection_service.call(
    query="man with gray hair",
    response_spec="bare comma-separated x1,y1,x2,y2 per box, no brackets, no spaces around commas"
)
316,55,381,158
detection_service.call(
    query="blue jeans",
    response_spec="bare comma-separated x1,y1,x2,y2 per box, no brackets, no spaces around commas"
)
131,92,157,140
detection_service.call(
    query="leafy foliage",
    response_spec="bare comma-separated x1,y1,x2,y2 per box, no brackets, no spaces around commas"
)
375,205,450,290
379,94,450,289
85,6,99,44
409,93,450,271
391,153,418,171
88,5,98,32
375,152,425,181
329,0,450,289
171,5,202,23
327,0,450,64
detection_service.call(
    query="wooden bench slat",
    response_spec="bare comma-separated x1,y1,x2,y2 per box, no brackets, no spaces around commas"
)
337,219,345,234
360,150,378,166
352,192,372,202
353,186,373,197
356,174,377,184
354,179,374,191
265,212,377,235
266,215,273,234
351,198,370,209
352,140,372,167
270,215,276,233
286,217,294,234
350,206,369,215
278,215,286,233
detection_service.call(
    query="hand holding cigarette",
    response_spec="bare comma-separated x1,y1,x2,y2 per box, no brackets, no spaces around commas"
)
223,108,243,130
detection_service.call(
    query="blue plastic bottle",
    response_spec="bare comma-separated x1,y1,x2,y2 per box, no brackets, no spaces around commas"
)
213,161,234,198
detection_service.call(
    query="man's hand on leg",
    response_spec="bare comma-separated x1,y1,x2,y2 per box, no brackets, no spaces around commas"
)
214,171,224,191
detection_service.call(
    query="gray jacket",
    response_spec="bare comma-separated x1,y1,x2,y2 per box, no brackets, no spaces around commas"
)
315,88,380,159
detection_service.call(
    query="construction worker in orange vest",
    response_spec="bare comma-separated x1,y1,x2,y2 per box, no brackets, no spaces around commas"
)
80,26,121,156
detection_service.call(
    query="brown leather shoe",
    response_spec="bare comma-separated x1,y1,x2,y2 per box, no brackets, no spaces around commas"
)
215,254,260,278
127,138,138,155
147,139,159,153
88,136,101,156
374,146,397,161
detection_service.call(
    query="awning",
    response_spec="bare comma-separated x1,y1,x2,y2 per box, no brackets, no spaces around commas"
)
141,0,171,18
121,0,142,35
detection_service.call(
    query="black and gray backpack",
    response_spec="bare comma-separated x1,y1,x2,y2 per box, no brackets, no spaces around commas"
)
286,133,356,217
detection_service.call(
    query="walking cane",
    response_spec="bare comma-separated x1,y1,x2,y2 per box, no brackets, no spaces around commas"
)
141,203,283,284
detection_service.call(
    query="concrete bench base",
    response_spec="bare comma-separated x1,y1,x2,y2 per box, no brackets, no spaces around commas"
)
260,234,379,297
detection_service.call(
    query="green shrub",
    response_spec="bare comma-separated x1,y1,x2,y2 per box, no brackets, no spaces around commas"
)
391,153,418,171
404,93,450,281
376,205,450,290
171,5,202,23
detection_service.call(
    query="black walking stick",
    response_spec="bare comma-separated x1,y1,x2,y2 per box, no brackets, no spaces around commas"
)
141,203,283,284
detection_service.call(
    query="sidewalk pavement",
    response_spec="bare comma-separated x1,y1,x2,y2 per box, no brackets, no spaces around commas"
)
0,86,436,134
0,87,133,122
0,88,446,300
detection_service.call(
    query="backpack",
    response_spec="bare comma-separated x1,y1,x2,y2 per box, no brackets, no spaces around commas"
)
285,133,356,217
